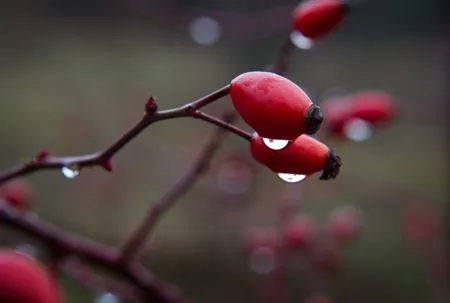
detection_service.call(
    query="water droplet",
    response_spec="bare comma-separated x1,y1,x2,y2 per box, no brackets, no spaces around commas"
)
15,244,40,259
95,293,120,303
262,138,290,150
249,247,276,275
290,31,314,50
343,118,373,142
278,173,307,183
61,166,80,179
189,16,221,46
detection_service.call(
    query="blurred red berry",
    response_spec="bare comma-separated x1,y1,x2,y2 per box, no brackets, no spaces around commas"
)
321,97,352,136
326,206,361,245
402,204,437,247
304,293,332,303
243,229,277,254
283,215,317,251
230,71,323,139
0,250,63,303
292,0,350,40
348,90,395,125
311,245,341,274
0,179,32,211
250,134,341,180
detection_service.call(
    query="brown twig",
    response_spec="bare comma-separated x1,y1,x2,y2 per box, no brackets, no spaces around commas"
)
0,201,186,303
119,112,237,262
0,85,239,185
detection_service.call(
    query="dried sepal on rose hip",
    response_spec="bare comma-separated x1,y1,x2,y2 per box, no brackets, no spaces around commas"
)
250,133,341,180
230,71,323,140
0,250,63,303
292,0,351,40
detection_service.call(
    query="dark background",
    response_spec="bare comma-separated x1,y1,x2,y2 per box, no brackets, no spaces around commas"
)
0,0,448,302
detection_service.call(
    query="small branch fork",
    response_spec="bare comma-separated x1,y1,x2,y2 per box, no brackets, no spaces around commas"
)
0,27,297,303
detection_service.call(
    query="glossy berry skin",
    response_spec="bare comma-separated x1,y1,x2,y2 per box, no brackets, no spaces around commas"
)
0,179,32,211
249,134,341,180
230,71,323,140
292,0,350,40
326,206,361,245
0,250,62,303
282,215,317,251
349,91,395,125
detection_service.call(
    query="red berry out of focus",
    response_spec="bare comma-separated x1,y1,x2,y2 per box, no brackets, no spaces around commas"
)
249,134,341,180
230,71,323,140
304,293,332,303
282,215,317,251
292,0,350,40
311,245,342,274
402,204,437,247
326,206,361,245
243,229,278,254
349,90,396,125
0,250,62,303
321,90,395,138
0,179,32,211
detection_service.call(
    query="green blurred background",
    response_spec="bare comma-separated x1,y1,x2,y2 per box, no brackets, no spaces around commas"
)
0,0,448,302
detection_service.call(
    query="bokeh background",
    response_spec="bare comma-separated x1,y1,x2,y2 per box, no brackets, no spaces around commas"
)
0,0,448,302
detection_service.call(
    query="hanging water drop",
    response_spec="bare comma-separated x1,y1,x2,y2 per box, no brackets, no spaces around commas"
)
61,166,80,179
290,31,314,50
343,118,373,142
278,173,307,183
249,247,276,275
262,137,290,150
95,292,120,303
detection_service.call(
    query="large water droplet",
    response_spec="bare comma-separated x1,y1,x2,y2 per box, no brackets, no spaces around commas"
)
95,293,120,303
278,173,307,183
249,247,276,275
262,138,290,150
61,166,80,179
189,16,221,46
290,31,314,50
343,118,373,142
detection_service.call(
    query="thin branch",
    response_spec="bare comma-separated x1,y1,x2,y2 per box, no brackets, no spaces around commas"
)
119,112,237,263
192,111,253,141
0,86,236,185
268,35,295,75
0,201,186,303
62,258,140,301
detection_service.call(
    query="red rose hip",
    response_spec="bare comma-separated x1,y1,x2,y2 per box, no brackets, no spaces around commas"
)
230,71,323,139
349,90,395,125
282,215,317,250
292,0,351,40
0,179,32,211
250,134,341,180
0,250,63,303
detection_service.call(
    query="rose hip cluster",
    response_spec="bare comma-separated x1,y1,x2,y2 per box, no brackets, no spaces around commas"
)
229,71,341,180
244,205,361,269
243,205,361,301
